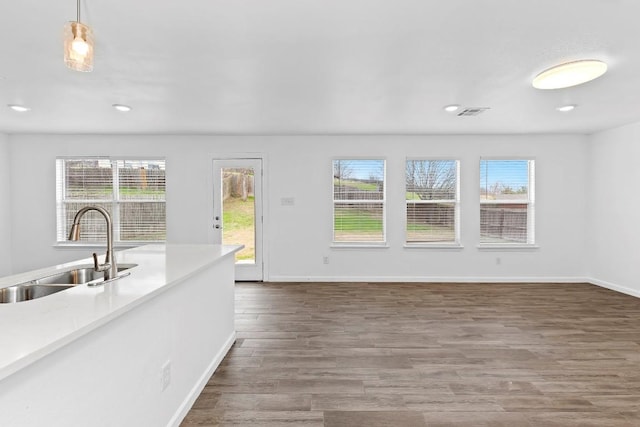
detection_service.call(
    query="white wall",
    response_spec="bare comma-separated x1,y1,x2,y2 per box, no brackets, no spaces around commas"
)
7,134,589,281
588,121,640,296
0,133,11,276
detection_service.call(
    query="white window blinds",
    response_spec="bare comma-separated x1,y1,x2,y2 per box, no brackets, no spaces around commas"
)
56,158,166,243
333,159,385,243
480,159,535,244
117,160,166,241
406,159,459,244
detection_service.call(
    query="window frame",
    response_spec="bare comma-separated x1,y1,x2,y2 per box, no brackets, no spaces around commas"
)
55,156,167,247
404,158,461,247
478,157,536,248
331,158,387,247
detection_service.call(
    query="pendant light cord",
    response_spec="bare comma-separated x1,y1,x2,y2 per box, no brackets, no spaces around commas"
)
77,0,81,23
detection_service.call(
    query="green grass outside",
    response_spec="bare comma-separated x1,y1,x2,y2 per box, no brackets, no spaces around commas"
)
334,209,384,242
334,208,455,243
120,188,165,197
222,196,255,261
223,197,254,228
68,187,165,198
407,222,455,242
334,179,380,192
334,210,382,231
407,223,440,232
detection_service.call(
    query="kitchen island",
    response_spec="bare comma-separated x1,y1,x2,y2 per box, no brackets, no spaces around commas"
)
0,244,241,427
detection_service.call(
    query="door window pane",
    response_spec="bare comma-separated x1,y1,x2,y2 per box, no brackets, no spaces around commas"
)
221,168,255,263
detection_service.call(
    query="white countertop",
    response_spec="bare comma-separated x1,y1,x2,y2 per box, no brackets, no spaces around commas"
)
0,244,242,382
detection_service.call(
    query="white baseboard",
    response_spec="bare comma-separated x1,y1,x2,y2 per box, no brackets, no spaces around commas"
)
587,277,640,299
268,275,589,283
169,331,236,427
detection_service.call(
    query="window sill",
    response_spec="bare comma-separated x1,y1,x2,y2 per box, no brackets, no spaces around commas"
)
404,244,464,250
54,242,160,250
330,243,390,249
477,244,539,251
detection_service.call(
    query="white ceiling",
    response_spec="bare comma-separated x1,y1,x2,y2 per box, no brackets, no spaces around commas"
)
1,0,639,135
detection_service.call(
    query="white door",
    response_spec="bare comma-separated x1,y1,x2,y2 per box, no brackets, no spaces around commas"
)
212,159,263,281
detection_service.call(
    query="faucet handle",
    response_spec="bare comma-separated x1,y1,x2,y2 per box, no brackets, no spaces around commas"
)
92,253,111,272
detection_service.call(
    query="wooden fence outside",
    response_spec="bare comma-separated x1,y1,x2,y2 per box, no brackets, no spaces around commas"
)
223,172,254,201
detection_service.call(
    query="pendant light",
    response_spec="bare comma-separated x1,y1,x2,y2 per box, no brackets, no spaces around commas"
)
63,0,94,72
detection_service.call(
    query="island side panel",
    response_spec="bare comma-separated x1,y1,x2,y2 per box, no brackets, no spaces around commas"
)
0,254,236,427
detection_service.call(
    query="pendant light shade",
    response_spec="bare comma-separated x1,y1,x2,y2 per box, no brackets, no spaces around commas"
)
64,1,94,72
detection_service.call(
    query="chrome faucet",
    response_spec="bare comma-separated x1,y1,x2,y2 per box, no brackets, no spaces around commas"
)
68,206,118,282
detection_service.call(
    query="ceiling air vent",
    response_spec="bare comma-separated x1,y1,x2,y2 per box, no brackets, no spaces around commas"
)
457,107,490,117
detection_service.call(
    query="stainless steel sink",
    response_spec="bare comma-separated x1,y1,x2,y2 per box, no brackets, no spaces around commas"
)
0,263,138,303
0,284,74,303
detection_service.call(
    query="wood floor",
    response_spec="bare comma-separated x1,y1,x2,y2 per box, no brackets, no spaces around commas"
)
181,282,640,426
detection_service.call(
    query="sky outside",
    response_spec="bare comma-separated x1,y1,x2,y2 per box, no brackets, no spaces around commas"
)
334,159,385,180
335,159,529,190
480,160,529,192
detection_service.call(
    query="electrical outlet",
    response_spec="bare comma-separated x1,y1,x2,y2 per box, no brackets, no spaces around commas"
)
161,360,171,392
323,256,329,265
281,197,295,206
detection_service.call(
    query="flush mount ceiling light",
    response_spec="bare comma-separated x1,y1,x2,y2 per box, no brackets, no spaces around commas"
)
112,104,132,112
532,59,607,90
556,104,577,112
7,104,31,112
63,0,94,72
443,104,461,112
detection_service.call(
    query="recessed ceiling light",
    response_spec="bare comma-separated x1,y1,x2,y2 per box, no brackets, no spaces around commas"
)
112,104,132,112
532,59,608,90
556,104,577,112
443,104,460,112
7,104,30,112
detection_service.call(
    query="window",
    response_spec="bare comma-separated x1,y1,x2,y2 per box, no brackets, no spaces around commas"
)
56,158,166,244
406,159,459,244
333,159,385,244
480,159,535,245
